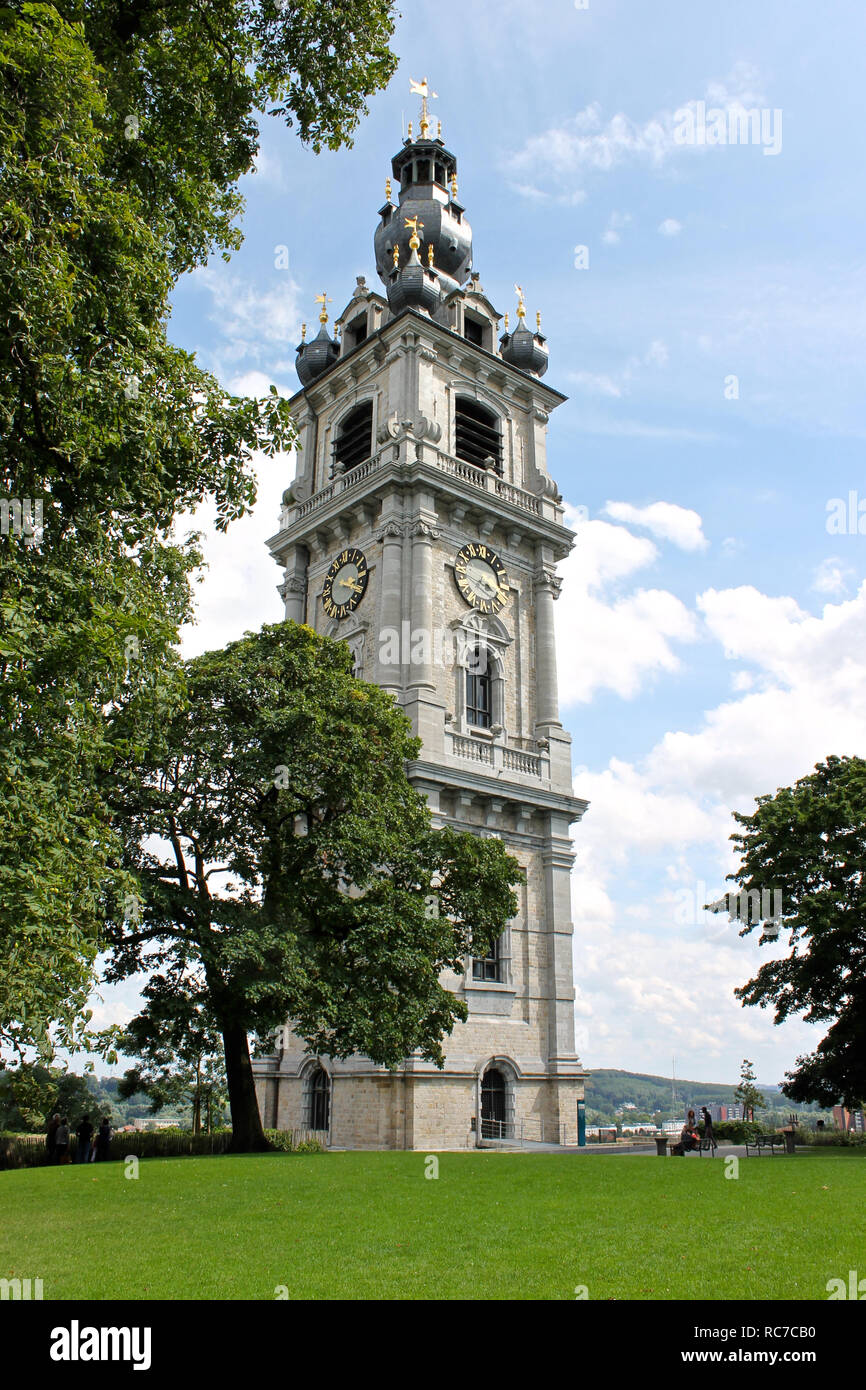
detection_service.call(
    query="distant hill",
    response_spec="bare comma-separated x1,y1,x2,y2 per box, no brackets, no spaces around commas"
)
584,1068,797,1116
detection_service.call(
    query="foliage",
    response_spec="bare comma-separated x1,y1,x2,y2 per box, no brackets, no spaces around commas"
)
0,1064,107,1133
733,1059,766,1123
727,756,866,1108
0,0,397,1059
102,622,523,1151
794,1127,866,1148
110,989,228,1133
710,1120,765,1145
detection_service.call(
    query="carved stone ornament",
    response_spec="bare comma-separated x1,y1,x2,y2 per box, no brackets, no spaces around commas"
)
534,567,563,599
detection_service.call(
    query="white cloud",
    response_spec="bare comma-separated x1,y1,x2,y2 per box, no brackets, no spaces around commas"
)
563,520,866,1076
565,370,623,398
812,557,858,595
188,265,303,373
603,500,708,551
556,515,699,702
508,63,772,191
659,218,683,237
602,210,632,245
177,448,296,660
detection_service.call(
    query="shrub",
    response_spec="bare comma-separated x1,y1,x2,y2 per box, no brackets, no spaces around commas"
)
0,1126,327,1168
709,1120,765,1145
793,1128,866,1147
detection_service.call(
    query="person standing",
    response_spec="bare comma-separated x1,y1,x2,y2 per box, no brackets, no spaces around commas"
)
95,1117,112,1161
54,1116,71,1165
76,1114,94,1164
45,1113,60,1164
701,1106,714,1145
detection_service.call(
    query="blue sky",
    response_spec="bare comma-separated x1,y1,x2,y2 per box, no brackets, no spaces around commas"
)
91,0,866,1091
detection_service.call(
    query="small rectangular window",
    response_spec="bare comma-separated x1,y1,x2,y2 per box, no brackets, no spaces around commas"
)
463,316,484,347
347,315,367,349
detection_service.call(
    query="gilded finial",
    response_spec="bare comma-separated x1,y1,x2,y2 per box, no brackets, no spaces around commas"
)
385,177,392,202
450,171,458,198
514,283,526,320
392,243,400,269
536,311,542,332
315,292,332,325
504,313,509,332
410,77,438,139
404,215,424,251
437,119,442,139
407,120,413,140
427,243,435,268
301,322,307,341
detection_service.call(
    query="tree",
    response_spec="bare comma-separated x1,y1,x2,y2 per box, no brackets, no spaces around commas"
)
727,756,866,1110
733,1059,764,1124
102,622,523,1151
0,1064,103,1133
0,1,398,1058
114,989,228,1134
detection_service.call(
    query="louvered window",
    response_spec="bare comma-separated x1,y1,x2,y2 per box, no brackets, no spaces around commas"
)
454,397,502,472
333,401,373,475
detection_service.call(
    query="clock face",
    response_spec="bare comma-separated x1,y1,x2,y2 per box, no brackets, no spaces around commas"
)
322,547,369,620
454,542,509,614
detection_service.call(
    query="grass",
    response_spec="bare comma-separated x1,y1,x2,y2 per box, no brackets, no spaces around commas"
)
2,1149,864,1300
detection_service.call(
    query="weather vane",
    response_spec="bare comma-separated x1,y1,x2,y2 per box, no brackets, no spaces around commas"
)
315,292,332,324
409,76,438,138
404,215,424,251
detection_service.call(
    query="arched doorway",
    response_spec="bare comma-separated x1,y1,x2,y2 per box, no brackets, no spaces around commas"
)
481,1067,507,1138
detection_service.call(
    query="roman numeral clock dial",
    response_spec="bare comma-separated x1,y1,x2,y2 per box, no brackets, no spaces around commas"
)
454,542,509,615
322,547,369,620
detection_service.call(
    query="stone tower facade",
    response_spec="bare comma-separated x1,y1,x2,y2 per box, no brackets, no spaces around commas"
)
253,89,588,1149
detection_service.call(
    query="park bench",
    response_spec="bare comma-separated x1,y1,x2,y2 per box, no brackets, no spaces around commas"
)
745,1132,785,1157
667,1133,715,1156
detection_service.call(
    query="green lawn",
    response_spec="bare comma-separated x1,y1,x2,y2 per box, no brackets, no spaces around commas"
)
2,1149,863,1300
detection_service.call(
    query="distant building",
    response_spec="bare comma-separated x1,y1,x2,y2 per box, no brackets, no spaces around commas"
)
832,1106,865,1132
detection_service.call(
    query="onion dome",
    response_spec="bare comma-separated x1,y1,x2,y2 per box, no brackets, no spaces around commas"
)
295,294,339,387
500,287,549,377
374,79,472,303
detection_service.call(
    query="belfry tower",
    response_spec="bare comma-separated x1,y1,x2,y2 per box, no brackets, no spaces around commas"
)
253,83,588,1149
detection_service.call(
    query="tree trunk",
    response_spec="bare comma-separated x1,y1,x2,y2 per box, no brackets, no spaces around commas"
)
222,1022,270,1152
193,1058,202,1135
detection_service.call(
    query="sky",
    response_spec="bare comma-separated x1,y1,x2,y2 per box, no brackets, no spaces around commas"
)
90,0,866,1091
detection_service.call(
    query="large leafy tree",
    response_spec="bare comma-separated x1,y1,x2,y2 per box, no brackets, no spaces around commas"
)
727,756,866,1109
0,1,398,1058
103,623,523,1151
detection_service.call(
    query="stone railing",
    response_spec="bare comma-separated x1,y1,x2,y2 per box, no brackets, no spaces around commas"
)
434,452,542,517
280,445,544,530
449,733,547,781
451,733,493,765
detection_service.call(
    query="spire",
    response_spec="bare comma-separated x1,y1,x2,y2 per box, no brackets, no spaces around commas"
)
374,78,473,300
295,293,338,386
409,76,438,139
500,283,549,377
